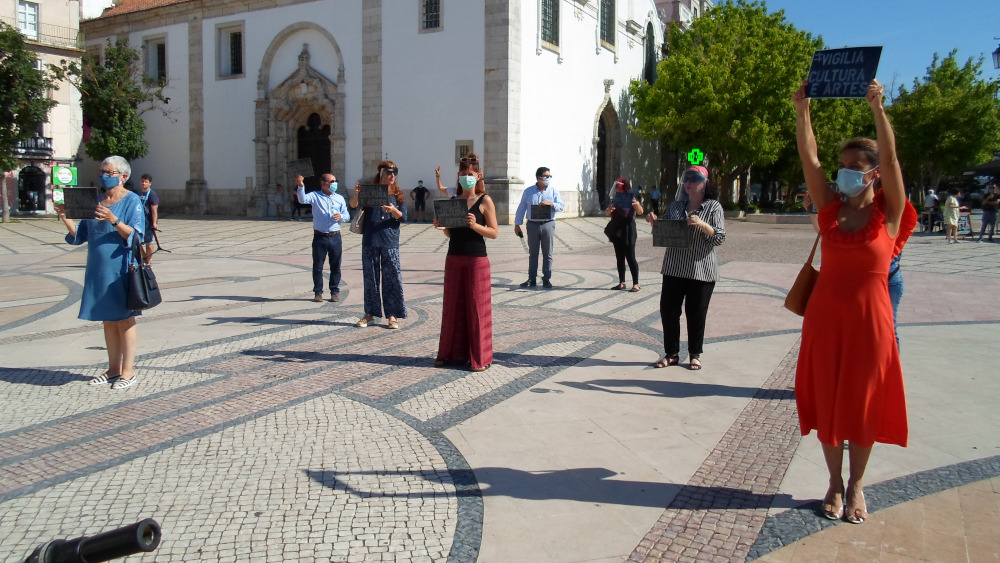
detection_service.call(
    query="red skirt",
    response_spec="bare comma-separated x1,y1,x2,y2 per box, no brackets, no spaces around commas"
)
436,255,493,369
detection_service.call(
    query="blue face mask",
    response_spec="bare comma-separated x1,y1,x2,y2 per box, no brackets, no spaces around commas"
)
835,166,877,198
327,181,338,192
100,173,120,190
459,175,477,190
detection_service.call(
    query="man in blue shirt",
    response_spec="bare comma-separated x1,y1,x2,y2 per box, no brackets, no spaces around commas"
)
514,166,565,288
297,173,350,302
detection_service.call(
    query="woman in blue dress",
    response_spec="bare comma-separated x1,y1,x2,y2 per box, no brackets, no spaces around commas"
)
55,156,145,390
350,160,407,329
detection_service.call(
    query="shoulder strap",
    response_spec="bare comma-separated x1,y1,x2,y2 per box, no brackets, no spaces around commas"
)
805,233,821,266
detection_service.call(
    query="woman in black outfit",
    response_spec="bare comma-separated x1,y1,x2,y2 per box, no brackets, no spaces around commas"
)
604,177,644,292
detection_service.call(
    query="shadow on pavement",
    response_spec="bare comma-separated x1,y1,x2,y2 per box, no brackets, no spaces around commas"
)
0,367,91,387
304,467,797,510
557,379,794,400
241,349,649,370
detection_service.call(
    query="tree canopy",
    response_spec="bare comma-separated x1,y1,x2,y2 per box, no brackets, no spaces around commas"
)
629,0,872,202
56,36,170,162
0,22,59,172
888,51,1000,191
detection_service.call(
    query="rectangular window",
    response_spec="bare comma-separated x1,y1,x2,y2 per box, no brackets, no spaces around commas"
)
455,140,473,165
17,1,39,41
144,37,167,84
217,23,245,78
541,0,559,47
600,0,615,47
423,0,441,30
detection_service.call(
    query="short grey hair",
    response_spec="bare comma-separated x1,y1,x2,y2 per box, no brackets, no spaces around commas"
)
102,155,131,180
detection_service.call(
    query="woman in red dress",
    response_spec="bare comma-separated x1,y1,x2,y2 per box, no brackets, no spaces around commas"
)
792,79,907,524
434,153,499,371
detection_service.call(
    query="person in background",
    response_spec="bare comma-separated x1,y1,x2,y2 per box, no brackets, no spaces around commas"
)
434,165,458,198
943,187,960,243
350,161,408,329
649,185,661,215
411,180,430,222
55,155,145,391
297,173,350,303
138,174,159,265
978,183,998,242
433,153,499,371
513,166,565,289
604,177,644,292
645,165,725,371
922,189,938,232
273,184,286,219
793,79,908,525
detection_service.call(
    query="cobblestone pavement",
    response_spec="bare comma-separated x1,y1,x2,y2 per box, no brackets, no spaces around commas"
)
0,216,998,562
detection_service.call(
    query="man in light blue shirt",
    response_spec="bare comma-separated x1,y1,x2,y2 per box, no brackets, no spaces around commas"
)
514,166,565,288
297,173,350,302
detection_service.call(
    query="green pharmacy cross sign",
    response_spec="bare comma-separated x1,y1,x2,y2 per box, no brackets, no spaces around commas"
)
686,148,705,166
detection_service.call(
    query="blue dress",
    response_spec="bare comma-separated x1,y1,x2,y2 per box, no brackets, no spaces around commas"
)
65,192,145,321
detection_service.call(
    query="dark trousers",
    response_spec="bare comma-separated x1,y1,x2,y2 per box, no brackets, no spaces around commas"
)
612,239,639,285
312,233,342,295
660,275,716,357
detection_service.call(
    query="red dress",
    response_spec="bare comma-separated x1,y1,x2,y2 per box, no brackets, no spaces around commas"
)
795,199,908,447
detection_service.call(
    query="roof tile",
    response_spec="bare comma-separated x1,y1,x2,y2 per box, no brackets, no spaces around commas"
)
99,0,192,18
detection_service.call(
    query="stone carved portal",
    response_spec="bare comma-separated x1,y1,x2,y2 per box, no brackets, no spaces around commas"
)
253,41,345,215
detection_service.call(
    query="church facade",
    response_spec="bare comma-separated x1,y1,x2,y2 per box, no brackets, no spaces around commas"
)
82,0,664,222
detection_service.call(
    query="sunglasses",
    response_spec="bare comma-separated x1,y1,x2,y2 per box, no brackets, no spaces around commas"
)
460,157,479,165
682,172,706,183
380,167,399,175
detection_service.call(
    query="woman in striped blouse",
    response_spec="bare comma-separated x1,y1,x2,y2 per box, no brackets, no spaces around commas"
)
645,165,726,370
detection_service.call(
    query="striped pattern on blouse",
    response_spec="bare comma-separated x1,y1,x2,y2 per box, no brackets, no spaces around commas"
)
658,198,726,282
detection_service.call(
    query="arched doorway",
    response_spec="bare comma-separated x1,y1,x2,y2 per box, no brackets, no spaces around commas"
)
297,112,331,193
18,166,46,212
594,100,621,212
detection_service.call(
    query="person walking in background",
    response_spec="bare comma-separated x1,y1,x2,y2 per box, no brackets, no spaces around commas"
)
273,184,286,219
604,177,644,292
411,180,430,222
923,189,938,232
297,173,350,303
978,183,998,242
943,188,960,243
793,79,908,525
137,174,159,265
513,166,565,289
433,153,499,372
645,165,725,371
54,155,145,391
350,161,407,329
649,185,661,215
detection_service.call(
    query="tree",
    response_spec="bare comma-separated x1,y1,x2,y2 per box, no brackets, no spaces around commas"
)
56,36,170,162
0,22,59,222
629,0,871,204
889,51,1000,192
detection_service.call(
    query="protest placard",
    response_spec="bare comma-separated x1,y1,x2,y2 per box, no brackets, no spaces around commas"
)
613,192,634,210
60,187,101,220
287,158,314,179
652,219,693,248
530,204,552,221
434,199,469,229
806,46,882,99
358,184,389,208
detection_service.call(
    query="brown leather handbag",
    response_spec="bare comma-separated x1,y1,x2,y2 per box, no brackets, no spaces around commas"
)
784,234,820,316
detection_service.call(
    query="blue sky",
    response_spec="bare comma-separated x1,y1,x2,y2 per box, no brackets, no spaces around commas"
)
760,0,1000,95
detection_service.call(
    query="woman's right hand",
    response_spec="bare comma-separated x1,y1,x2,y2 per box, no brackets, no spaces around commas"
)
354,182,361,195
792,81,810,114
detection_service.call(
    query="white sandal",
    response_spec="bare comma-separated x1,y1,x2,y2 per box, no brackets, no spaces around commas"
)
111,375,136,390
356,315,373,328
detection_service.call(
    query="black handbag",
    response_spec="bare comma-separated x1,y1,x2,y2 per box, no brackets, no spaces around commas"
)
127,237,162,311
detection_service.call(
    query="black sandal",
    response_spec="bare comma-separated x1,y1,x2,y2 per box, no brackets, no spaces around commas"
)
654,355,679,368
689,356,702,371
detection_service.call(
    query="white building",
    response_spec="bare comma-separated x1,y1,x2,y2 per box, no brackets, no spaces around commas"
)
81,0,665,221
2,0,84,215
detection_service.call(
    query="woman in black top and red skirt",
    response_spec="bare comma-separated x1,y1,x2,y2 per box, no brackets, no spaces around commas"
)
434,153,499,372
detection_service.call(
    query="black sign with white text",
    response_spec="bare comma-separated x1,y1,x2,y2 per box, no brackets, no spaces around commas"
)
806,46,882,99
434,198,469,229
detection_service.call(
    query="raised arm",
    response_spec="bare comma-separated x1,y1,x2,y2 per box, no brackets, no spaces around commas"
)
868,80,904,237
793,82,835,210
435,166,449,195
